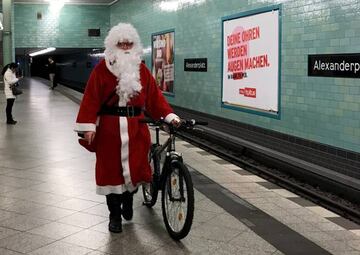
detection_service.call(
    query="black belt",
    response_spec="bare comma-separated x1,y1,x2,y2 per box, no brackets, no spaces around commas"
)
98,106,142,117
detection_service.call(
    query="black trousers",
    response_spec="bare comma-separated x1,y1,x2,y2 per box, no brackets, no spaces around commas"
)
6,98,15,122
106,194,123,220
106,191,136,219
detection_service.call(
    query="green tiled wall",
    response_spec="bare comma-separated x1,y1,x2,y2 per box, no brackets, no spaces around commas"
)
14,4,109,48
110,0,360,153
12,1,360,153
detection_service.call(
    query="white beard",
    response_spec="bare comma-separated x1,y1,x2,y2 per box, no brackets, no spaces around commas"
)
105,49,142,106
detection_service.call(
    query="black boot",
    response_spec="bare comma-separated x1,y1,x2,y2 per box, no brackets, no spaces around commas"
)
108,217,122,233
106,194,122,233
122,191,134,221
6,120,17,125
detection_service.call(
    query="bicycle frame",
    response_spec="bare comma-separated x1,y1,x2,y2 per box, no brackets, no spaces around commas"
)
143,117,206,240
141,119,207,240
151,125,185,201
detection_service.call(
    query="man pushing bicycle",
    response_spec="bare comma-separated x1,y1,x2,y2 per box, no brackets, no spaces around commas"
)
75,22,180,233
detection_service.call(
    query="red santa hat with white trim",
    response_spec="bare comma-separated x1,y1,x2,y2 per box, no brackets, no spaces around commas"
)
104,23,143,68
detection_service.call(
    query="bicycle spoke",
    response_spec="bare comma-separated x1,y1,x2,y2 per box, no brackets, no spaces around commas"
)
168,202,181,231
164,168,189,233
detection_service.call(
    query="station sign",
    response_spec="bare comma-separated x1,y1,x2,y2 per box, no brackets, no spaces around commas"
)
308,54,360,78
184,58,207,72
88,29,100,37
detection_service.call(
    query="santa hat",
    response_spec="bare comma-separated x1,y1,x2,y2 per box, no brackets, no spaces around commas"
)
104,23,143,64
104,23,143,106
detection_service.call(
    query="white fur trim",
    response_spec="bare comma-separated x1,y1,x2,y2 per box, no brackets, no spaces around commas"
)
104,23,143,105
164,113,180,123
96,116,137,195
74,123,96,132
96,183,139,195
104,23,142,54
119,117,132,186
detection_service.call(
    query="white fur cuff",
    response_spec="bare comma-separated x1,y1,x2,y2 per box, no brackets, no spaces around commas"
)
74,123,96,132
164,113,180,123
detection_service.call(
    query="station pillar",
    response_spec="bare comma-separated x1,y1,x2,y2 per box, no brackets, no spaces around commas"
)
2,0,14,66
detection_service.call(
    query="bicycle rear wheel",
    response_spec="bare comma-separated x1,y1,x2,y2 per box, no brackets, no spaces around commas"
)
142,145,159,208
161,160,194,240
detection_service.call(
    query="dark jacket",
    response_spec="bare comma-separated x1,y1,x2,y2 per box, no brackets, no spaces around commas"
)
48,62,56,74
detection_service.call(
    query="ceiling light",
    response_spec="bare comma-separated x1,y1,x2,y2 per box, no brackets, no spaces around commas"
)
143,47,151,55
29,47,56,57
45,0,69,10
0,13,3,31
159,0,205,12
45,0,69,3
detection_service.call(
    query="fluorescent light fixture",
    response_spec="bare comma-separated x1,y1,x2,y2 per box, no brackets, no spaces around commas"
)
29,47,56,57
0,13,3,31
45,0,69,10
159,0,205,12
159,1,179,11
45,0,69,4
143,47,151,55
89,52,105,58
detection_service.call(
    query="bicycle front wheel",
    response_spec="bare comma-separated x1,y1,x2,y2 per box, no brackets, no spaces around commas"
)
161,160,194,240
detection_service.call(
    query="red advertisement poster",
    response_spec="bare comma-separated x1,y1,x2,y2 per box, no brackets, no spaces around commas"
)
152,31,175,94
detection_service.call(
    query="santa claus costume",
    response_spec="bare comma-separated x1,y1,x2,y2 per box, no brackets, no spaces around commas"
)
75,23,178,233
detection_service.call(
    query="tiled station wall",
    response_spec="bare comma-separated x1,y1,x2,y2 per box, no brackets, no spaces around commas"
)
13,1,360,153
110,0,360,153
14,4,109,48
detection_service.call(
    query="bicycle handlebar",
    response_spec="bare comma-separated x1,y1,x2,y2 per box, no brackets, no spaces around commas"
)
184,119,208,126
140,118,208,129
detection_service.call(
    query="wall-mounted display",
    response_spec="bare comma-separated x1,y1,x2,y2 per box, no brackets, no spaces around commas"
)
222,6,281,117
152,30,175,94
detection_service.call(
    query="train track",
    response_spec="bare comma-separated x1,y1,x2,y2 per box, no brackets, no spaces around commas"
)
177,130,360,225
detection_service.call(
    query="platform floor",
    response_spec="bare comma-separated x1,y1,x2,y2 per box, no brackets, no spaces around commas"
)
0,78,359,255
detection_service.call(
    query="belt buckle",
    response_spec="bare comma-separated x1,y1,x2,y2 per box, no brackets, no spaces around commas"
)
127,106,134,117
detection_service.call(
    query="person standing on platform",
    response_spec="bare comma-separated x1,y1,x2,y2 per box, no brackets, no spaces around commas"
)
74,23,181,233
3,63,21,125
47,57,57,89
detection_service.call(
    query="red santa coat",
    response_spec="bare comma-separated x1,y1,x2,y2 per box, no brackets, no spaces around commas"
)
75,60,174,195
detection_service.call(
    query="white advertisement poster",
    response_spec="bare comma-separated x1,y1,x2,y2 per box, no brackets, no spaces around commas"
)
222,9,279,114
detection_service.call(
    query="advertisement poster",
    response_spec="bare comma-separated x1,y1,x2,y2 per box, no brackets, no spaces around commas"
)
222,8,280,114
152,30,175,94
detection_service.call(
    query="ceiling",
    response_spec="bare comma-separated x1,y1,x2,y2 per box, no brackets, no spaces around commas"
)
14,0,117,5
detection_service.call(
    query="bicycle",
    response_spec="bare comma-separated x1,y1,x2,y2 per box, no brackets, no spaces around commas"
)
141,118,207,240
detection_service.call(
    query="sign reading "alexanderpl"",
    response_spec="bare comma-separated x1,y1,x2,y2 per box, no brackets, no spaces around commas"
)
184,58,207,72
308,54,360,78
